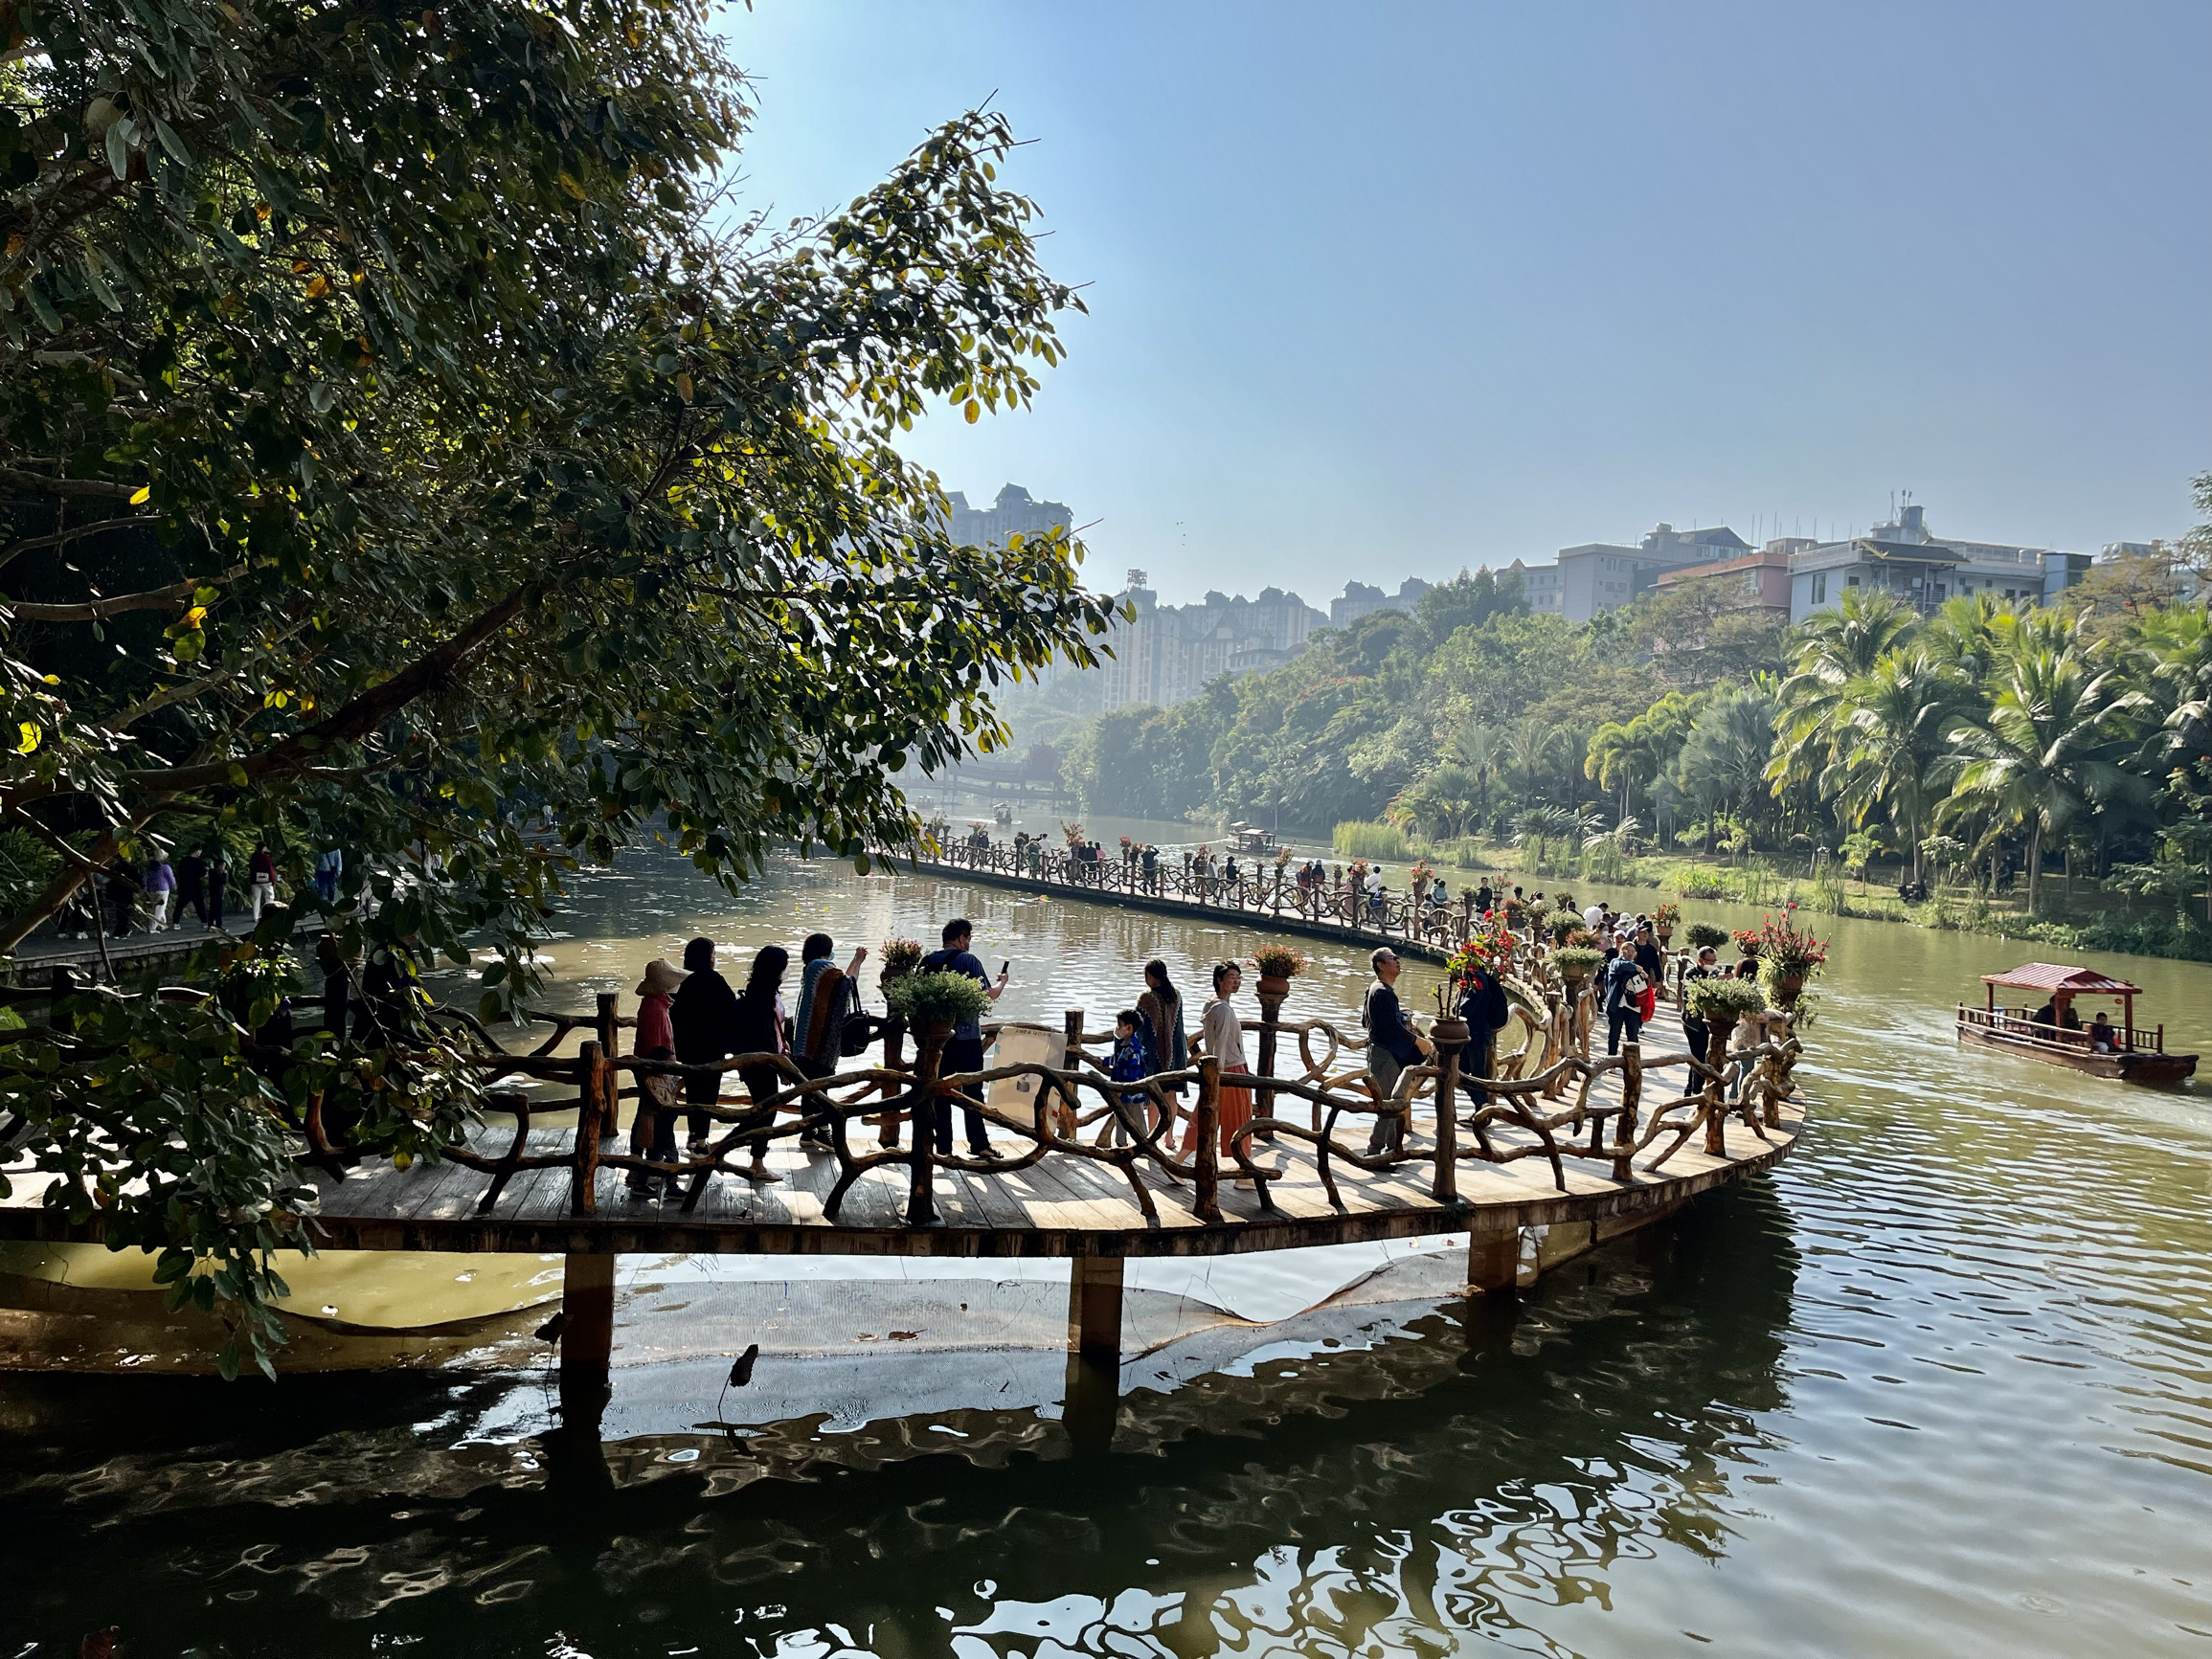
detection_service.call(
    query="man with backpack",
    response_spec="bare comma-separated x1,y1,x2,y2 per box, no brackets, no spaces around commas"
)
1362,948,1430,1155
921,918,1004,1156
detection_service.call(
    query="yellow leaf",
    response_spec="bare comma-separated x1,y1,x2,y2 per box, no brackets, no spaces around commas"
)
183,606,207,627
675,372,693,404
14,722,38,754
129,484,150,504
305,274,329,298
963,399,981,424
558,172,587,202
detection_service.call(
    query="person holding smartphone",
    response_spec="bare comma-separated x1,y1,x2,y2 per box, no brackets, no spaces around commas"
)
920,917,1004,1156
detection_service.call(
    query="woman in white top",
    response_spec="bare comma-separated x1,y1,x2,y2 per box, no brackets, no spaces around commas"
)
1185,960,1254,1157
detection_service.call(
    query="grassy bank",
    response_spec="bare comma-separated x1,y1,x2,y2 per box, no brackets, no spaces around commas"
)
1320,819,2212,964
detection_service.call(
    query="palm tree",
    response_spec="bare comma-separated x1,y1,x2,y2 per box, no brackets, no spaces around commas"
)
1587,719,1665,825
1679,680,1783,851
1832,648,1969,886
1503,717,1563,807
1768,589,1917,796
1942,644,2147,914
1449,724,1504,825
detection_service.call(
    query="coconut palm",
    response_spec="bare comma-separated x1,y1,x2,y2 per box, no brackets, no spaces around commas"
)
1768,589,1918,794
1832,648,1971,886
1678,680,1783,850
1503,717,1565,806
1941,644,2148,914
1447,724,1505,825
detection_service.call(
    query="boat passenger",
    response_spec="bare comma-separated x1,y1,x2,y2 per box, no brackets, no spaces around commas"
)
2089,1011,2116,1053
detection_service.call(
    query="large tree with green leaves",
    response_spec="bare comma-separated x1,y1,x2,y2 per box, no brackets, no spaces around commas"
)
0,0,1117,1373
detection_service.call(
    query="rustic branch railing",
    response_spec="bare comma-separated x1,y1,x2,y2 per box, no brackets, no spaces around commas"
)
917,837,1481,951
372,985,1804,1227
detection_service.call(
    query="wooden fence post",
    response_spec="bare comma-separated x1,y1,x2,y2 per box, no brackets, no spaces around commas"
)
1430,1016,1467,1204
1193,1056,1222,1222
596,990,621,1138
1703,1024,1730,1156
572,1040,605,1216
1613,1042,1641,1181
1061,1008,1085,1137
905,1020,949,1226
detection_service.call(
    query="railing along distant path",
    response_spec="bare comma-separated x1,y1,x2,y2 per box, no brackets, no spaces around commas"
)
902,841,1481,964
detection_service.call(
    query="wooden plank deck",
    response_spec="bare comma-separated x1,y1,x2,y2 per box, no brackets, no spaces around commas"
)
0,1064,1804,1260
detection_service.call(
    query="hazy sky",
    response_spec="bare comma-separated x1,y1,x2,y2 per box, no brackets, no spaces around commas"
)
722,2,2211,607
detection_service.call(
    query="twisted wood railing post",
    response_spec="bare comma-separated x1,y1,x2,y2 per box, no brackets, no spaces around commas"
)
1703,1024,1730,1156
571,1040,605,1216
1253,980,1287,1142
1614,1042,1641,1181
1193,1056,1222,1222
1062,1008,1085,1137
1430,1016,1466,1205
595,990,621,1139
906,1020,950,1226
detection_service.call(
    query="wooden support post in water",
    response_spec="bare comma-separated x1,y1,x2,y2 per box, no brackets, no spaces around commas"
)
572,1041,605,1216
1067,1255,1125,1361
596,991,621,1139
1430,1016,1467,1205
1193,1056,1222,1222
1613,1042,1642,1181
558,1251,616,1409
1466,1221,1518,1292
905,1021,949,1227
1063,1255,1124,1454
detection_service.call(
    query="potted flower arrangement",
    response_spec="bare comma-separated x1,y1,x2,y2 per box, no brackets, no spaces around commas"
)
1743,913,1828,1007
1684,920,1729,952
1684,974,1768,1027
885,969,993,1038
1250,943,1309,998
1653,901,1682,946
1547,911,1580,946
1551,945,1603,990
1060,818,1087,847
880,937,923,981
1730,925,1763,961
1552,891,1577,917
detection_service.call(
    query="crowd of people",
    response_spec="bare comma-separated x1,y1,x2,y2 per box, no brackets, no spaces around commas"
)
55,840,326,942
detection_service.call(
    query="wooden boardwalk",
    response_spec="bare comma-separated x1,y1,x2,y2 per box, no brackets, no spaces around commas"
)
0,1043,1804,1260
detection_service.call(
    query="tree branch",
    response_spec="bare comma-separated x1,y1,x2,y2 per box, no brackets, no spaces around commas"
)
0,466,139,500
0,515,150,572
10,570,235,623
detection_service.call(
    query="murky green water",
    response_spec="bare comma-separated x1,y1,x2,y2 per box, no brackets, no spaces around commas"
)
3,813,2209,1656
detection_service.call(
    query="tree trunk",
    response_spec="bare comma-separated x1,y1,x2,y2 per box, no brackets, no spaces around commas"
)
2025,821,2043,916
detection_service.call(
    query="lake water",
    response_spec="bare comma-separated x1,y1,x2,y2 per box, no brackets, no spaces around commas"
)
3,818,2209,1657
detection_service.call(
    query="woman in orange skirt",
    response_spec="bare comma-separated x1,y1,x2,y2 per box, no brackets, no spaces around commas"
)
1185,960,1256,1156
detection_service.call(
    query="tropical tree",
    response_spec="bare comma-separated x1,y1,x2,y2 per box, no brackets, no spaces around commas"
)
1942,645,2147,914
1676,680,1783,850
1768,589,1917,796
1446,723,1504,825
1502,716,1565,808
0,0,1115,1374
1832,649,1970,885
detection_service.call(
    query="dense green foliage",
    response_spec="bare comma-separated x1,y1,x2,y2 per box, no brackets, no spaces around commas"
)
0,0,1114,1371
1064,487,2212,932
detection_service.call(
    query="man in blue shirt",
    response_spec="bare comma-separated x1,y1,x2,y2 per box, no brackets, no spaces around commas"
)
920,917,1005,1156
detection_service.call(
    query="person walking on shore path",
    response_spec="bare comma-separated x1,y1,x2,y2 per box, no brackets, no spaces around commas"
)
670,936,742,1156
205,843,229,930
245,841,278,922
314,847,344,906
1681,944,1721,1067
1362,947,1430,1155
175,848,208,929
142,854,175,932
921,918,1004,1156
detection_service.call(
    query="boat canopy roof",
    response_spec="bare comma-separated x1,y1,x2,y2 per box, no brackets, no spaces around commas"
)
1982,962,2142,997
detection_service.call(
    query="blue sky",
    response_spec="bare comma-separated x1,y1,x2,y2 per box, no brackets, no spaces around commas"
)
722,2,2211,607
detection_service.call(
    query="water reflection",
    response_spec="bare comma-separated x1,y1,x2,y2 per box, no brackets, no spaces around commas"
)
0,1188,1795,1655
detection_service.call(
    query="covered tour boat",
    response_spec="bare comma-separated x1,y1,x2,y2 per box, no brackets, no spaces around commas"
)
1956,962,2198,1086
1228,820,1275,856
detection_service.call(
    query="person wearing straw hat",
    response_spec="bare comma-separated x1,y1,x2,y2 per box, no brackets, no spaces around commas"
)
627,957,686,1198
